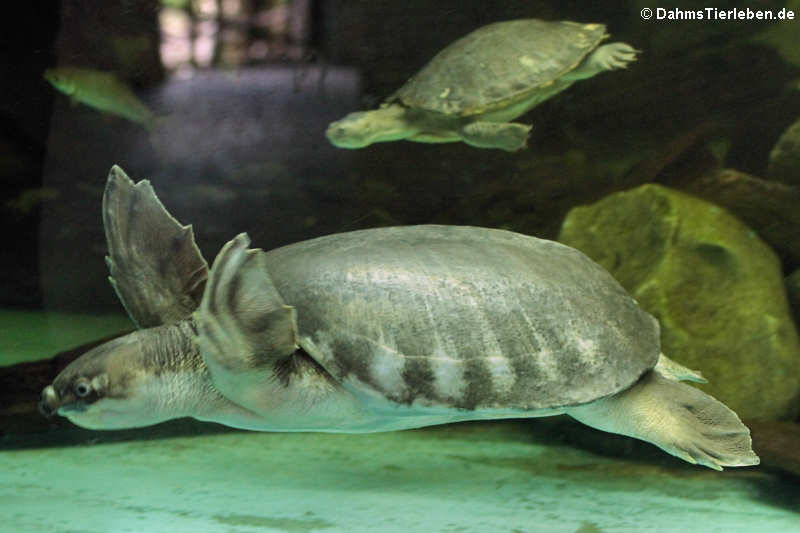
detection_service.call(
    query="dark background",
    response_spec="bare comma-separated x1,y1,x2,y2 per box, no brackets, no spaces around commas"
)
1,0,799,313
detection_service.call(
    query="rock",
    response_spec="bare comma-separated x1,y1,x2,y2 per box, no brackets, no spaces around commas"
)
559,184,800,420
747,421,800,478
768,117,800,186
684,168,800,267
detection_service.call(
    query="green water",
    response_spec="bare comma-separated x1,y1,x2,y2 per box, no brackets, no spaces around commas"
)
0,309,130,365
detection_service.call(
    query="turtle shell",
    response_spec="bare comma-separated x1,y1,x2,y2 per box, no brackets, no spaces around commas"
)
388,19,607,116
262,225,659,411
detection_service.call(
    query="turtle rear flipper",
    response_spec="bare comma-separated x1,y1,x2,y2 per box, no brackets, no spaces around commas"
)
566,370,759,470
460,122,531,151
195,233,298,403
103,165,208,328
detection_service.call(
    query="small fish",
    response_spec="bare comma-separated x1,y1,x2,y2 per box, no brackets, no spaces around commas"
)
43,67,157,130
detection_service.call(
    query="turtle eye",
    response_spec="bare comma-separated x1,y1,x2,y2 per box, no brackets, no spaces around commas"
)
74,380,92,398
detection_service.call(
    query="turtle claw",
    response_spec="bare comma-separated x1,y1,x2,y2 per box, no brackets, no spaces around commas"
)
567,41,640,80
595,42,640,71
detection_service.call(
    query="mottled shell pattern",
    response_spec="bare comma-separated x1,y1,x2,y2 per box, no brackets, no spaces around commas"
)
388,19,608,116
262,226,660,411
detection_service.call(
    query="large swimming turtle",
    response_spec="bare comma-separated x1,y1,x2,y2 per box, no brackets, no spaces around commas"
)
40,166,758,470
326,19,638,151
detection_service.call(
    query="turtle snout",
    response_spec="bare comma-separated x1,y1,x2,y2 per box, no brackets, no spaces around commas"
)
326,123,346,140
39,385,60,418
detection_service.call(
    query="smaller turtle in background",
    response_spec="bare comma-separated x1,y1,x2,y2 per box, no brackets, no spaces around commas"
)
326,19,638,152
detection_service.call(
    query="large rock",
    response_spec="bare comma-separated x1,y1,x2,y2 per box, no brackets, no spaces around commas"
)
559,184,800,420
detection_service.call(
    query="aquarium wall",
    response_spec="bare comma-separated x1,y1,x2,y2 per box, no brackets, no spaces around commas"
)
2,1,800,532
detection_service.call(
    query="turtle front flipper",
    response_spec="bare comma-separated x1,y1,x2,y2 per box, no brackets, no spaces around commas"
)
460,122,531,151
103,165,208,328
566,370,759,470
195,233,298,403
565,42,640,80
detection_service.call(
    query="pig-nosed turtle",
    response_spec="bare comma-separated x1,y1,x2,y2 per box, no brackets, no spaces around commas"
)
326,19,638,152
40,166,758,471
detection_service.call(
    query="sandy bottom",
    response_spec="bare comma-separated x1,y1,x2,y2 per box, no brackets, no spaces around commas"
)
3,424,800,533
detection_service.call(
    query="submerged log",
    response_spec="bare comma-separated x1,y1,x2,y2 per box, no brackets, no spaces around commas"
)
788,270,800,325
685,168,800,267
747,421,800,478
622,122,719,189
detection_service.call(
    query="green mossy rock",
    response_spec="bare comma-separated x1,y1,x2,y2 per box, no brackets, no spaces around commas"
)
559,184,800,420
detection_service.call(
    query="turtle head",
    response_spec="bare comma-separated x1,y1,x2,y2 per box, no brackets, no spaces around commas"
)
39,323,203,430
326,105,412,148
